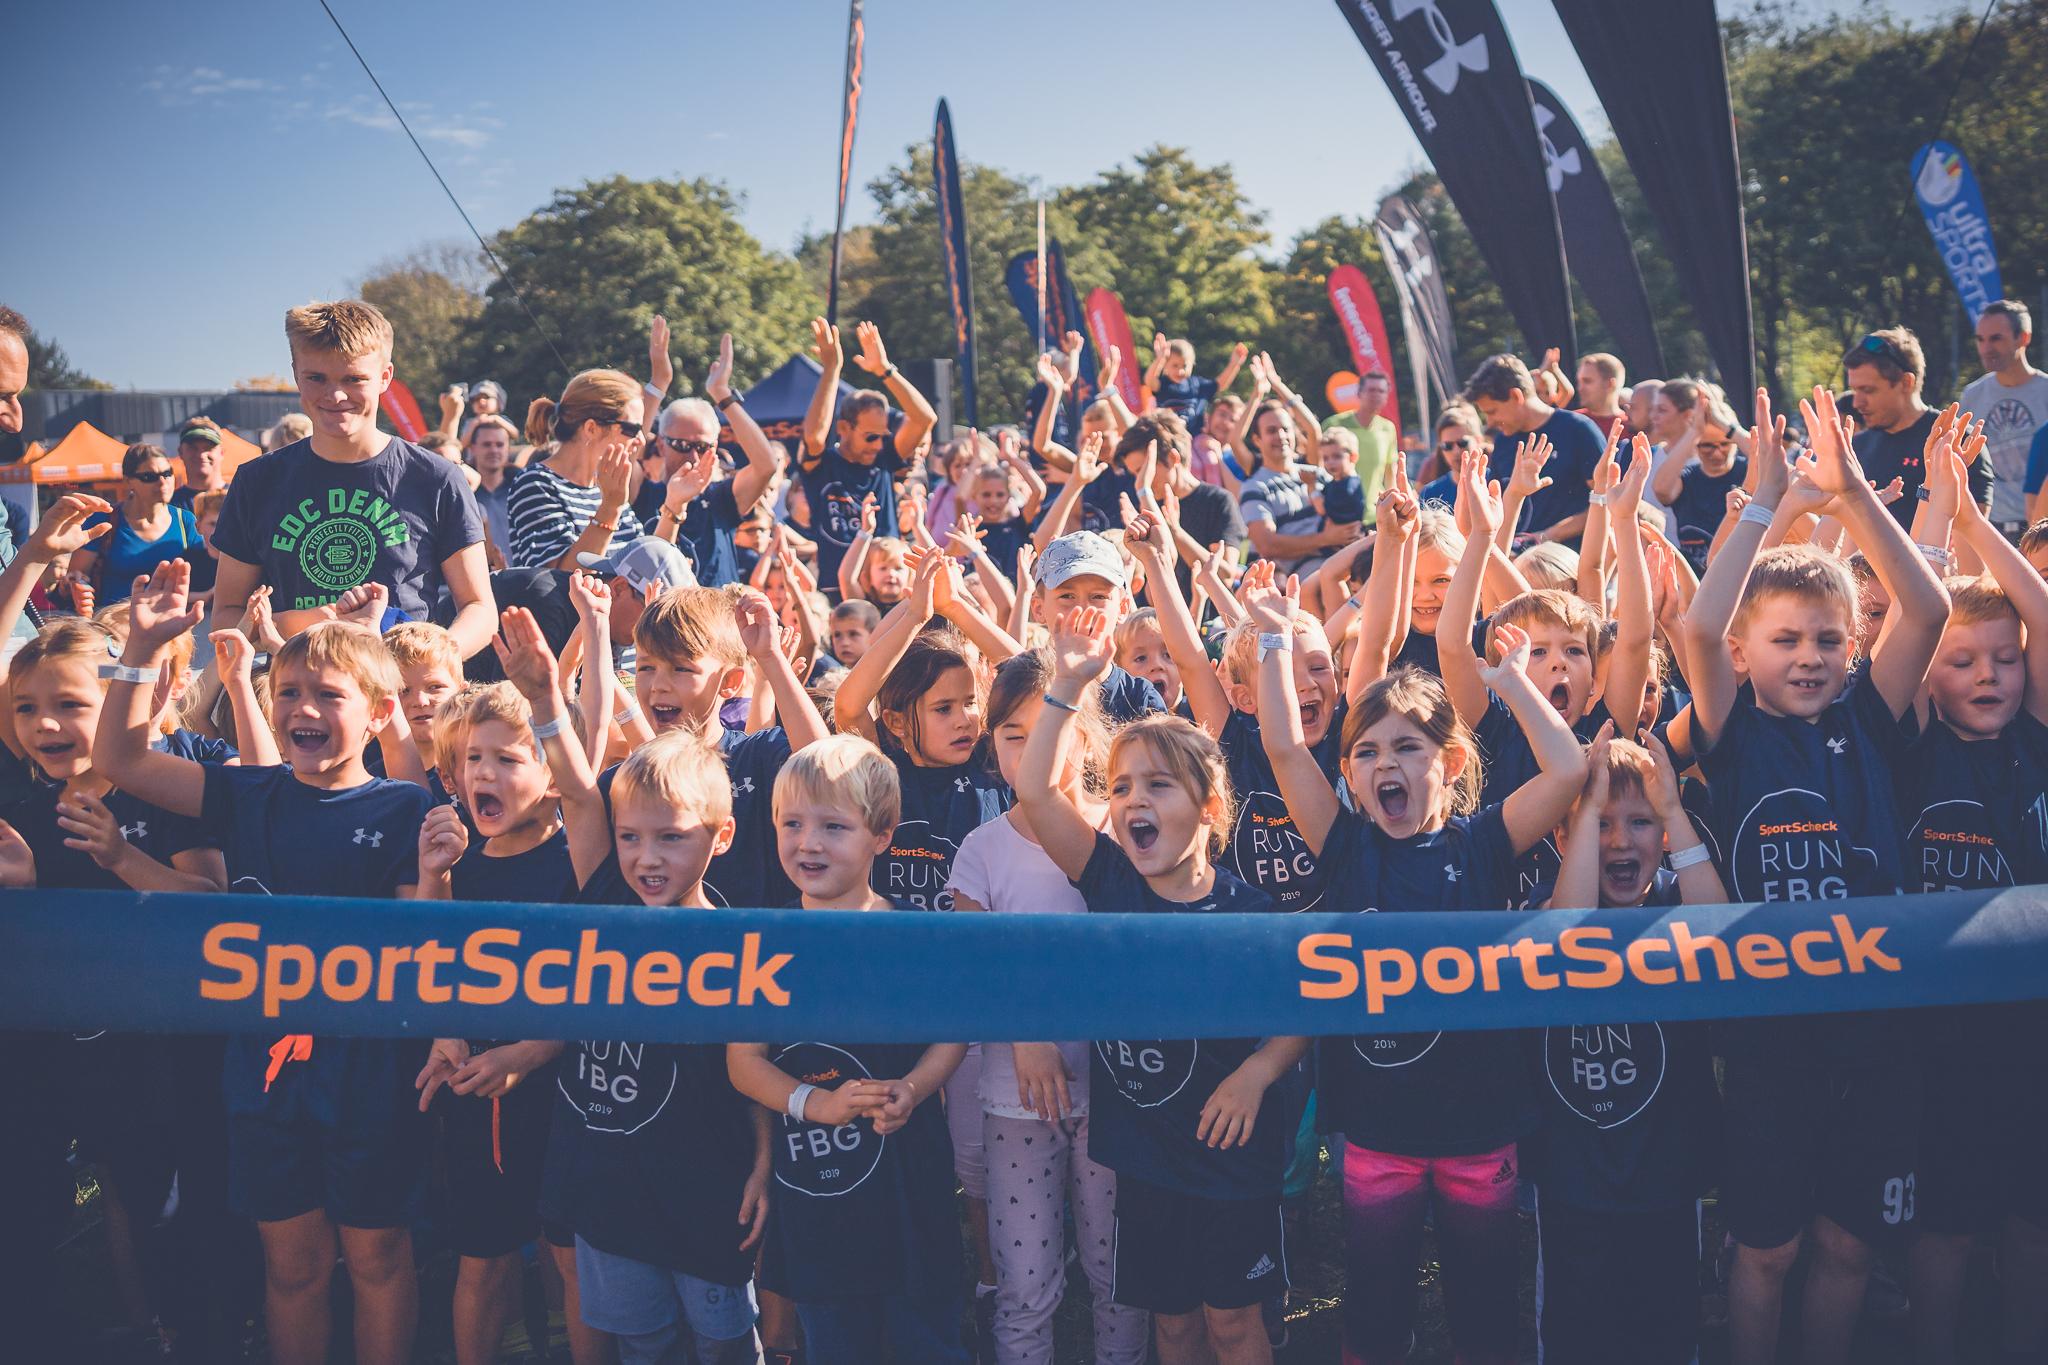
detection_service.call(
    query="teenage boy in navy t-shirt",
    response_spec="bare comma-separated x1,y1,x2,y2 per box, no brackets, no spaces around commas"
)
98,559,436,1365
1465,352,1605,547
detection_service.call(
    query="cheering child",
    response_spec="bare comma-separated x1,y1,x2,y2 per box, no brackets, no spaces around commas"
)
946,649,1150,1365
1680,389,1949,1365
1532,734,1724,1365
1015,605,1307,1365
728,735,969,1365
1247,564,1585,1365
97,559,438,1365
496,607,769,1364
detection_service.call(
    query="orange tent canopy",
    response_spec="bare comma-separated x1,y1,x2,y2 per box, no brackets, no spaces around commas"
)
29,421,128,485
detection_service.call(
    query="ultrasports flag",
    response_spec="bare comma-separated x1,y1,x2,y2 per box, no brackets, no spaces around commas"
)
1373,194,1459,405
1551,0,1753,395
825,0,866,326
1335,0,1575,357
1005,242,1097,407
1084,288,1144,412
379,378,426,442
1325,264,1403,435
1911,141,2004,323
1526,78,1666,376
932,99,979,426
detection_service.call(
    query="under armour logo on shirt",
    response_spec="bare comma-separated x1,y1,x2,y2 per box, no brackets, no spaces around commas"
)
1444,863,1462,882
120,820,147,842
1826,737,1848,755
955,776,972,793
733,776,756,795
353,828,384,847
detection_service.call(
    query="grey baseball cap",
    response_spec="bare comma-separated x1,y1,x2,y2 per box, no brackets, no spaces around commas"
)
1033,530,1128,591
577,536,696,596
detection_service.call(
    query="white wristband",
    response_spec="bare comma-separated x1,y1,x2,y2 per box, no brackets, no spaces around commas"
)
1737,502,1776,530
614,701,642,725
1667,843,1713,870
98,663,157,685
1915,542,1953,568
1257,631,1292,660
530,714,566,741
1587,492,1608,507
786,1082,817,1122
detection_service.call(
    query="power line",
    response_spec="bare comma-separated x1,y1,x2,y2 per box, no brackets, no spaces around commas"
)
1878,0,2002,304
314,0,571,377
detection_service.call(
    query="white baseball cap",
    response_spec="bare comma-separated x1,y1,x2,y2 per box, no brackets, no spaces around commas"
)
1032,531,1128,591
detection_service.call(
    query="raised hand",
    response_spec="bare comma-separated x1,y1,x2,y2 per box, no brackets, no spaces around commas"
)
1459,450,1504,540
735,588,782,660
811,317,842,371
1035,352,1066,393
567,571,611,622
210,627,259,684
1796,387,1863,496
1073,432,1108,485
1014,542,1036,588
128,560,204,651
1049,605,1115,684
418,804,469,879
857,492,878,537
1241,570,1300,633
241,584,284,653
1591,421,1624,497
332,581,390,631
1507,432,1554,500
1099,344,1122,391
1644,730,1686,819
851,321,891,377
27,493,113,561
1478,619,1533,693
1751,388,1791,507
945,511,985,561
491,607,561,704
705,331,735,403
648,314,673,395
594,444,634,513
1611,433,1653,514
1152,331,1168,363
439,389,464,423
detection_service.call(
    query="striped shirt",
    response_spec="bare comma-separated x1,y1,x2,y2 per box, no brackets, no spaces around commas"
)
507,462,643,569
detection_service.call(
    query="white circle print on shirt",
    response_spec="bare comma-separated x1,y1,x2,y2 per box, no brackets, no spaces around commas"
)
772,1042,888,1198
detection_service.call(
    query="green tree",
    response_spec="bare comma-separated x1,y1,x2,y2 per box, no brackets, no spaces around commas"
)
25,329,107,390
459,176,818,412
1263,215,1421,426
355,242,486,405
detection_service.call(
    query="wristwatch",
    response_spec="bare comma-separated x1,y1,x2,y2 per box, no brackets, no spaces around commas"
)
716,394,742,411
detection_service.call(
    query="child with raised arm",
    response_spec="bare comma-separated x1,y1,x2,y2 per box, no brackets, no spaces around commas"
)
1531,735,1724,1365
728,736,969,1365
1014,605,1307,1365
96,559,436,1365
1680,389,1950,1365
1246,565,1585,1365
494,608,770,1365
1891,428,2048,1365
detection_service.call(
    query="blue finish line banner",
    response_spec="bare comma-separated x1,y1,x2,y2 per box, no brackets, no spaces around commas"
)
4,888,2047,1042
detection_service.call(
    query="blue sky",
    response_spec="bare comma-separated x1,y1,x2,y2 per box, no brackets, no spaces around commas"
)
7,0,1953,389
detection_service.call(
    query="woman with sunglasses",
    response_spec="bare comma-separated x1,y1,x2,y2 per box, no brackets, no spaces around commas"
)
68,443,203,607
510,369,647,571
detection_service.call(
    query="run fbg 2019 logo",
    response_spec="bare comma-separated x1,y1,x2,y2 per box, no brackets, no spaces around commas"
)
772,1042,886,1197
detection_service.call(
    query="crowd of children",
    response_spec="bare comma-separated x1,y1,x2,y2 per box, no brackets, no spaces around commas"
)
6,294,2048,1365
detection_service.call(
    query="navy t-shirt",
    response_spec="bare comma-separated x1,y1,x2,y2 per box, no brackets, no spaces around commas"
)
160,727,237,765
1524,873,1719,1211
587,726,795,910
450,825,578,906
1074,834,1286,1199
1153,374,1219,431
1900,711,2048,892
1473,694,1608,906
212,435,485,618
1218,700,1347,913
873,748,1009,911
1312,806,1535,1156
1669,457,1747,574
800,437,904,590
200,765,432,1122
762,1029,962,1302
674,479,745,589
1099,665,1166,726
1487,408,1605,542
2,781,207,893
542,1036,757,1284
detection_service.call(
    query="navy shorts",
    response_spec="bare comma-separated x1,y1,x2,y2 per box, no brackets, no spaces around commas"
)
229,1105,429,1228
437,1077,552,1258
1536,1193,1701,1365
1111,1174,1287,1315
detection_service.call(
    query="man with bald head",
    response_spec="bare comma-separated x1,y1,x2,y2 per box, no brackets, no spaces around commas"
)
640,330,783,587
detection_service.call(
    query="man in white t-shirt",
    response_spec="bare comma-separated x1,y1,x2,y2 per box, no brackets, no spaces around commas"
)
1958,298,2048,528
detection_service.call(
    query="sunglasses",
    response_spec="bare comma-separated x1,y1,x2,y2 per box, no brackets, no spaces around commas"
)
131,469,177,482
663,436,716,457
598,419,644,438
1437,436,1478,452
1857,333,1912,372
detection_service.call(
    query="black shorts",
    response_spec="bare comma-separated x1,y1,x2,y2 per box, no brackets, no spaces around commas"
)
1719,1028,1920,1249
1110,1174,1286,1315
437,1080,552,1259
229,1105,430,1228
1535,1193,1701,1365
1915,1005,2009,1235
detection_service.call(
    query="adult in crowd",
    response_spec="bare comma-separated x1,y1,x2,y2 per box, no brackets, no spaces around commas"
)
464,414,520,566
1960,299,2048,530
799,317,936,591
1466,352,1606,546
263,412,312,452
1236,390,1352,576
508,370,646,572
1321,368,1397,507
431,379,507,445
1650,384,1747,573
169,418,227,512
1416,401,1488,504
456,534,693,685
211,299,495,654
68,443,203,607
1121,410,1246,598
1845,326,1992,530
1625,377,1664,442
643,330,783,588
1574,351,1626,441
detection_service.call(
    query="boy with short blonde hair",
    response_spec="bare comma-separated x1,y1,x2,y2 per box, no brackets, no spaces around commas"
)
383,620,463,775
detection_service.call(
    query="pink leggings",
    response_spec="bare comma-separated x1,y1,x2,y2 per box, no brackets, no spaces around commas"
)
1341,1141,1520,1365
